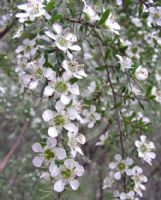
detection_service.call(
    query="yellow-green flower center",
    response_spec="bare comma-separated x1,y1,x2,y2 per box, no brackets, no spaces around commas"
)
118,162,125,171
55,81,67,93
61,168,73,179
54,114,65,126
44,149,55,160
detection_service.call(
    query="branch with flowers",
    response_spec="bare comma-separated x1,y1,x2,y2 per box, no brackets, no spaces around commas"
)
9,0,161,199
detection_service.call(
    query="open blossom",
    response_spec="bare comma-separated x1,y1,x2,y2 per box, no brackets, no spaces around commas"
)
135,66,148,81
67,127,86,157
96,131,109,146
16,39,37,59
82,105,101,128
82,0,100,24
62,59,87,79
43,71,79,105
115,191,137,200
42,105,78,137
45,23,81,58
131,166,148,197
109,154,133,180
16,0,50,23
116,55,133,71
49,159,84,192
19,56,45,90
151,86,161,103
104,13,121,35
135,135,156,165
32,137,66,167
148,7,161,26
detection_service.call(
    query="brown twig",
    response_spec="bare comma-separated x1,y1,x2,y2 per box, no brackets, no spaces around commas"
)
0,122,28,174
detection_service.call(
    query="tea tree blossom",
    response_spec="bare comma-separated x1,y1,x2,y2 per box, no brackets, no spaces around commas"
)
67,127,86,157
32,137,66,167
96,131,109,146
49,159,84,192
42,107,78,134
45,23,81,57
131,166,148,197
82,105,101,128
16,0,49,23
135,66,148,81
82,1,100,24
16,39,37,59
109,154,133,180
62,59,87,79
43,71,79,105
116,55,133,71
135,135,156,165
104,13,121,35
148,7,161,26
151,86,161,103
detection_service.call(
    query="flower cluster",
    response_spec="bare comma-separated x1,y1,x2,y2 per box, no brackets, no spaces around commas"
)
15,0,102,193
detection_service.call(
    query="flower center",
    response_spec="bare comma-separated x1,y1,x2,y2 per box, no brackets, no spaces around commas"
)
55,81,67,93
54,114,65,126
56,36,69,49
140,144,147,153
44,149,55,160
61,168,73,179
35,68,43,79
118,162,126,171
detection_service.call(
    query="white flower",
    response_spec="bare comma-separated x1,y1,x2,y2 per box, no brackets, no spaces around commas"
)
45,23,81,58
116,55,133,71
16,0,50,23
116,0,123,6
135,135,156,165
42,105,78,136
109,154,133,180
82,105,101,128
32,137,66,167
87,81,96,94
131,166,148,197
16,39,37,59
67,127,86,157
103,171,114,189
19,56,45,90
43,72,79,105
148,7,161,26
96,131,109,146
119,191,136,200
62,59,87,79
50,159,84,192
151,86,161,103
135,66,148,81
82,1,100,24
104,13,121,35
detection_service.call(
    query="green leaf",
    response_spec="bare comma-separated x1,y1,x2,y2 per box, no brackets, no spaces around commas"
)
51,14,63,23
46,2,55,11
95,65,106,71
99,9,110,25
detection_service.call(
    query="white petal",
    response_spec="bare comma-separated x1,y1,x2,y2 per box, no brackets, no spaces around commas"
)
54,180,65,193
55,100,65,112
49,162,60,177
48,127,59,137
114,172,121,180
52,23,63,34
43,68,56,81
60,93,71,105
47,137,57,148
42,109,53,122
32,143,43,153
54,147,66,160
45,30,56,40
69,45,81,51
64,123,77,132
69,179,80,190
32,156,43,167
43,86,55,97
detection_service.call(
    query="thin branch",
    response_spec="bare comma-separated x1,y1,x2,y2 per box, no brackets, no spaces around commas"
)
0,122,28,174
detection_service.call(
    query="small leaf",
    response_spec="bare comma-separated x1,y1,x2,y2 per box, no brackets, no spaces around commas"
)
99,9,110,25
